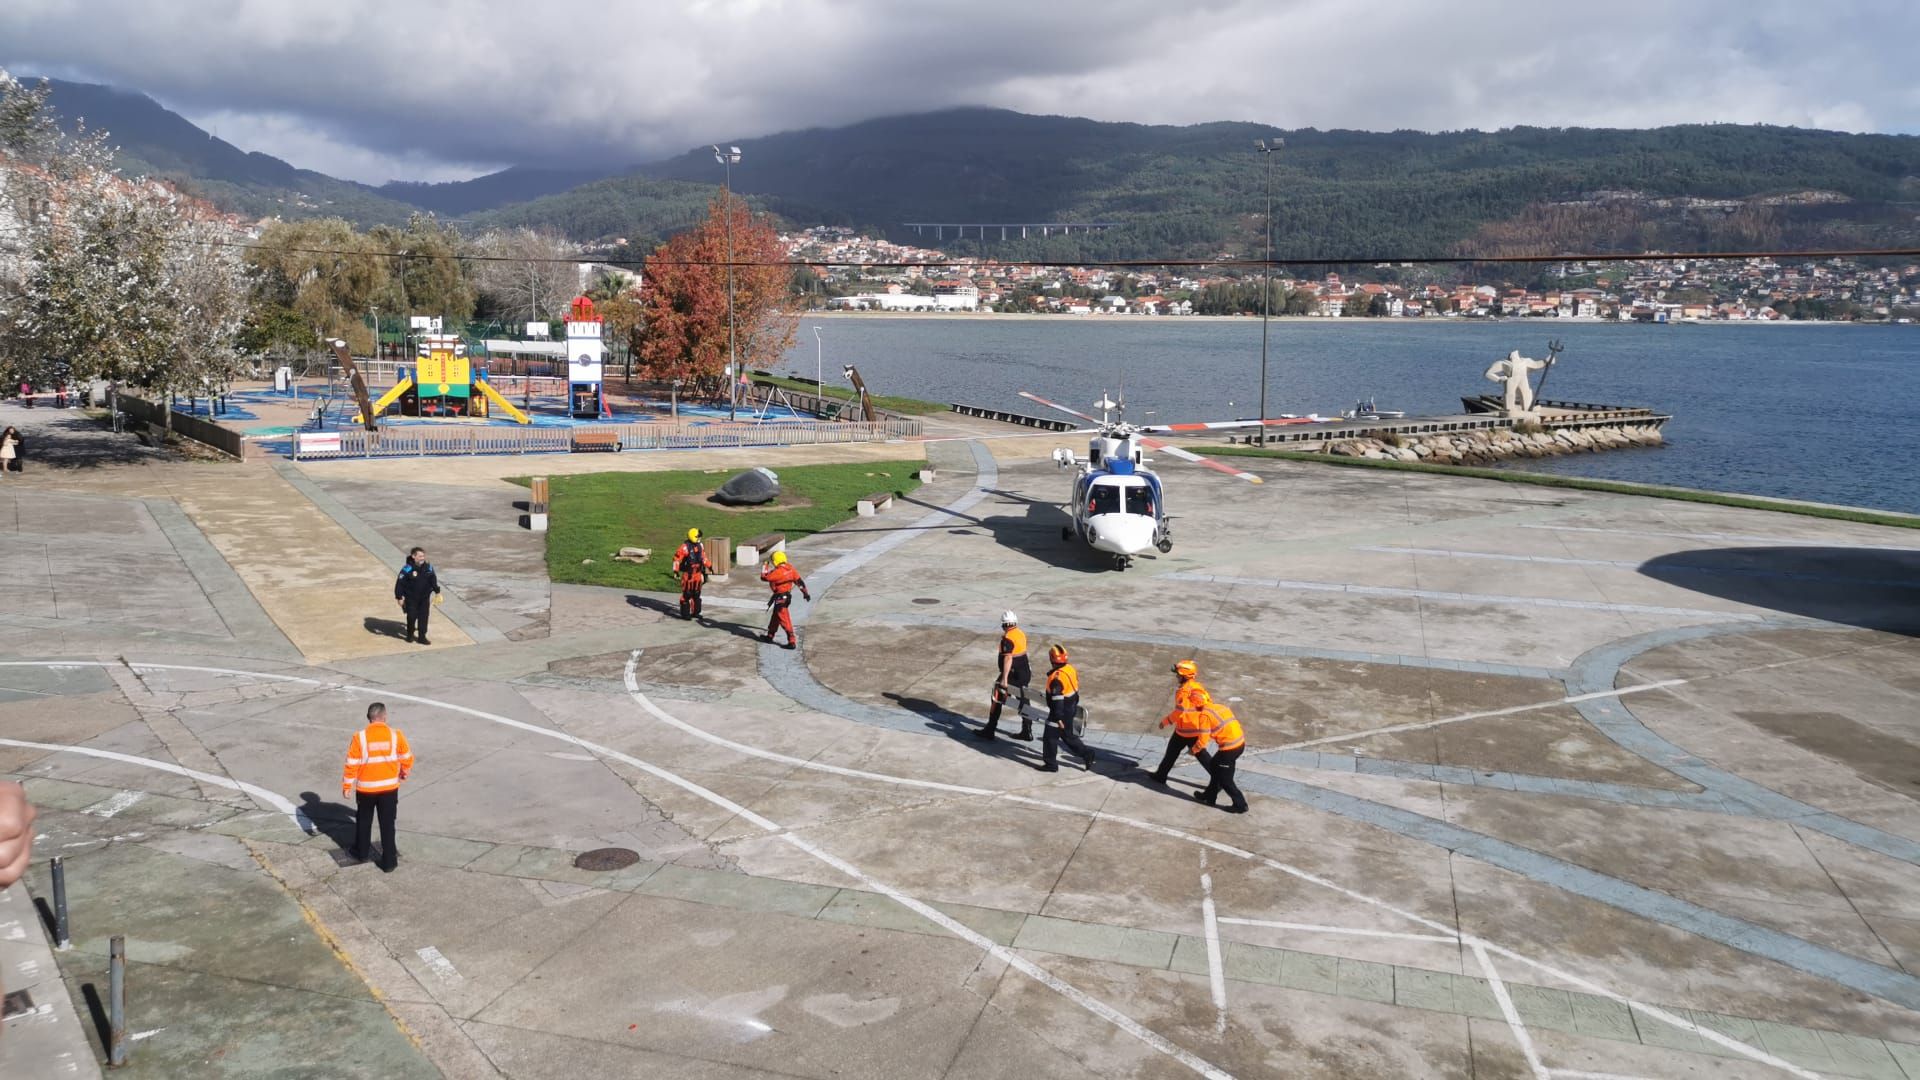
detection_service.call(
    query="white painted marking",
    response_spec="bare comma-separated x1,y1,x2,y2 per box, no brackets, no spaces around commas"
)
1200,865,1227,1035
416,946,463,985
620,654,1233,1079
1475,943,1547,1080
0,734,301,828
1548,1070,1662,1080
542,752,599,763
1161,571,1759,621
0,660,1807,1078
129,1028,165,1042
1527,523,1920,552
1270,680,1687,752
87,791,145,818
1216,918,1459,945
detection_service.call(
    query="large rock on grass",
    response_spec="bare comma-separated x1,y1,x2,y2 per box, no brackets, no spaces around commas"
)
715,467,781,506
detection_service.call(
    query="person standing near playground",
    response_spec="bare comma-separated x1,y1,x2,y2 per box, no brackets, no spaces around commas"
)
394,547,441,645
0,427,18,478
760,551,810,648
673,528,708,619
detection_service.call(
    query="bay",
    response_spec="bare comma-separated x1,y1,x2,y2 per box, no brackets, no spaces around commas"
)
780,316,1920,515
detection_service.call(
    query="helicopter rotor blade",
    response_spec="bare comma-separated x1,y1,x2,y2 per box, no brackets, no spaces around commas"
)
1139,435,1264,484
1140,416,1326,433
1018,391,1105,426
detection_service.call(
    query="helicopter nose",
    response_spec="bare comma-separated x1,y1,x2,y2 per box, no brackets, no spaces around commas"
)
1088,516,1155,555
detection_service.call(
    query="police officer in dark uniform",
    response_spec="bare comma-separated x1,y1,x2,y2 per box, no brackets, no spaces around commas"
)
1039,644,1098,772
394,546,441,645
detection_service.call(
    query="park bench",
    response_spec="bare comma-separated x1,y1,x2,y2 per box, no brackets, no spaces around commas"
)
737,532,786,568
571,430,621,453
856,491,895,516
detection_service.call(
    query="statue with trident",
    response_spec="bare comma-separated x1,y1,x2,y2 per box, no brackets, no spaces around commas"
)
1483,348,1551,416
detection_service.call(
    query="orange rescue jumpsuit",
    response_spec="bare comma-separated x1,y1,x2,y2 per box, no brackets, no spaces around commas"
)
760,562,810,646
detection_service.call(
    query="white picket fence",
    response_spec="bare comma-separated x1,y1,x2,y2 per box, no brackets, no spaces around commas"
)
294,418,923,459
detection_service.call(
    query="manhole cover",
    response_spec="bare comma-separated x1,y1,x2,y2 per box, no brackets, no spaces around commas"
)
911,597,940,605
574,847,641,871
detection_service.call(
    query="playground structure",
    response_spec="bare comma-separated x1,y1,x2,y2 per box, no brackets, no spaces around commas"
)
355,334,530,424
563,295,611,420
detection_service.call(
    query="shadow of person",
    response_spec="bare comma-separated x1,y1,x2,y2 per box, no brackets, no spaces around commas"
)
297,791,358,853
363,617,409,640
627,594,767,641
882,692,1046,764
1638,546,1920,636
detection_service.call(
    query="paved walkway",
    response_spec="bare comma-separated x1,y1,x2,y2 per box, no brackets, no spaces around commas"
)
5,402,1920,1077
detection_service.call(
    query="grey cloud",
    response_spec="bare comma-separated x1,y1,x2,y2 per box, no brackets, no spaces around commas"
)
2,0,1915,185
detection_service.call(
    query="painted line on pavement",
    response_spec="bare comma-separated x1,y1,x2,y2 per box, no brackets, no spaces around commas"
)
4,656,1234,1079
855,611,1567,681
614,653,1803,1076
1475,943,1547,1080
1266,679,1688,753
1215,919,1460,946
1357,544,1920,588
1161,572,1761,621
0,734,304,829
1525,523,1920,552
1200,859,1226,1035
416,946,464,986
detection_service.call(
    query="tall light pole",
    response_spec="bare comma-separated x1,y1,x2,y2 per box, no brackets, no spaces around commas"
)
713,144,742,420
1254,138,1281,442
810,320,825,413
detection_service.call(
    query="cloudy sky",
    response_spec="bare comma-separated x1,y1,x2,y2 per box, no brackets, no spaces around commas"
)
4,0,1917,185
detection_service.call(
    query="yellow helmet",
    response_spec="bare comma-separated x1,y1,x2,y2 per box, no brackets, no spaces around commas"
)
687,527,701,542
770,551,788,566
1172,659,1198,679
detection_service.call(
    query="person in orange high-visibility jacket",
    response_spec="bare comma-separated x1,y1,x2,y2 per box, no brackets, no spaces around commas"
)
1190,702,1249,813
342,702,413,871
760,551,810,649
1149,659,1218,784
673,528,709,620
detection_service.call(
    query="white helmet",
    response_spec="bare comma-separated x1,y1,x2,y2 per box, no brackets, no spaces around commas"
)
1001,611,1018,626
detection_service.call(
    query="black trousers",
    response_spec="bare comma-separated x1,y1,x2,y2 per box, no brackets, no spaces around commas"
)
982,674,1031,734
1151,732,1204,781
404,599,431,640
352,790,399,867
1199,746,1248,810
1042,719,1094,768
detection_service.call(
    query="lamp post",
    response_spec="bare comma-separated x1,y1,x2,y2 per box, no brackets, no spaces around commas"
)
1254,138,1281,442
713,144,742,420
810,320,825,413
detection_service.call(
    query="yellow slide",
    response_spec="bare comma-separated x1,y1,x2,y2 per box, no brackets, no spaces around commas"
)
354,376,414,423
473,378,531,424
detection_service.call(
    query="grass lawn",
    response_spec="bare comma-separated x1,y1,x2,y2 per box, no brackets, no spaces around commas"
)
525,460,926,591
1194,445,1920,530
749,372,945,416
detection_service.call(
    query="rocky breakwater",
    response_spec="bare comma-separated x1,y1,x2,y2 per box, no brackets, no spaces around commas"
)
1323,422,1665,465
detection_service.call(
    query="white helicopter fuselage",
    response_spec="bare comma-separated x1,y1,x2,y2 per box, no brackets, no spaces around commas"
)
1055,433,1170,567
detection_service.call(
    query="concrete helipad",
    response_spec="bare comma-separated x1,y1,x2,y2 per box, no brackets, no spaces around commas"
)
3,398,1920,1079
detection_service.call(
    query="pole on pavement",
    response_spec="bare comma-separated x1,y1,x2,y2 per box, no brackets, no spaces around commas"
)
1255,138,1281,444
108,934,128,1068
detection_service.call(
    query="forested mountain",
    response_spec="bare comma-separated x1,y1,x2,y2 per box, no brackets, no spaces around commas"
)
35,78,420,225
630,108,1920,259
23,78,1920,261
378,165,621,216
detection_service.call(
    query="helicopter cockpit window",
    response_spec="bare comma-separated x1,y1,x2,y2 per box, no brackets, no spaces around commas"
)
1088,485,1121,516
1124,487,1155,516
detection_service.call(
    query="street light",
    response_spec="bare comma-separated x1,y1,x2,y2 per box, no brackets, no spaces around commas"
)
713,144,742,420
1254,138,1282,442
810,320,825,413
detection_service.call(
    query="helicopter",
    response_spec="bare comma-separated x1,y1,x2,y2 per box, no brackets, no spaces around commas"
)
1019,390,1326,570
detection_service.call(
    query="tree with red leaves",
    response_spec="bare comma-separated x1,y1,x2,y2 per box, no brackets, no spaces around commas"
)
637,196,796,399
